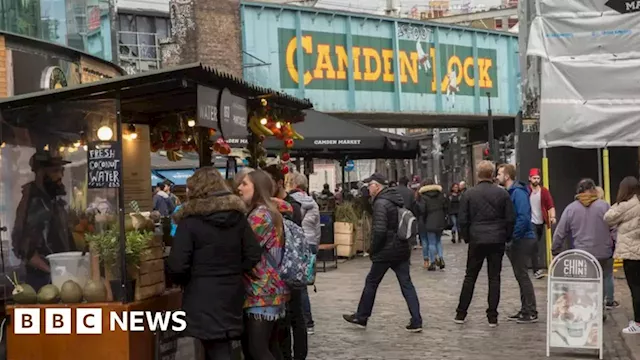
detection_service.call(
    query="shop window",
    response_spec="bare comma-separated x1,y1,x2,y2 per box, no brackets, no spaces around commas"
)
0,99,128,300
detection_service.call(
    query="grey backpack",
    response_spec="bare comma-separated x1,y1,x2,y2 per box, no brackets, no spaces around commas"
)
397,207,417,241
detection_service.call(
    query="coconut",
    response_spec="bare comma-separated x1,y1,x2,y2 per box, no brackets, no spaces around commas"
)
83,280,108,303
37,284,60,304
60,280,83,303
12,283,37,304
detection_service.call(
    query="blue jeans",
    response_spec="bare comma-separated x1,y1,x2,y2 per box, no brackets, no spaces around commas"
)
449,214,458,233
427,232,443,263
356,260,422,326
599,258,615,303
301,244,318,328
419,232,430,260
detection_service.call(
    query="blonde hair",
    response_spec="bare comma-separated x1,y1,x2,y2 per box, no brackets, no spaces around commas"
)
477,160,496,181
286,171,308,192
596,186,605,200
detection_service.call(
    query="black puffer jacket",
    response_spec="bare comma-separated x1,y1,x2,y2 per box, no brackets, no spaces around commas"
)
448,193,461,215
167,193,262,341
458,180,515,244
414,184,448,233
370,187,410,263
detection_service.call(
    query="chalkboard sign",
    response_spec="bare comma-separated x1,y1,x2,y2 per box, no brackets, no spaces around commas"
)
87,141,122,188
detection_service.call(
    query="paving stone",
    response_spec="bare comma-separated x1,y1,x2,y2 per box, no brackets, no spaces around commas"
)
307,234,633,360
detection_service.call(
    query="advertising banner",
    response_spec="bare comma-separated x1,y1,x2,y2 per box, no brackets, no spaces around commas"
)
547,249,603,359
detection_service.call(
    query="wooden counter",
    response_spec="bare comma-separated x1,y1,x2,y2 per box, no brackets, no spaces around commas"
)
6,289,182,360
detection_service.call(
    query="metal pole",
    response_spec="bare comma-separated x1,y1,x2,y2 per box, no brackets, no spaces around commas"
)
603,148,611,204
542,147,552,269
597,148,603,187
487,92,497,162
115,92,129,303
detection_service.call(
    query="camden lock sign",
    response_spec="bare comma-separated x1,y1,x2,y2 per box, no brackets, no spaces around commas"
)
277,28,498,96
547,250,603,359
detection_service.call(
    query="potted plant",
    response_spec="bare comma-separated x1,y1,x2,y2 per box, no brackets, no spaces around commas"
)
85,227,153,301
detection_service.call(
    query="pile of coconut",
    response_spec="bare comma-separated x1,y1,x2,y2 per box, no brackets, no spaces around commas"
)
8,273,107,304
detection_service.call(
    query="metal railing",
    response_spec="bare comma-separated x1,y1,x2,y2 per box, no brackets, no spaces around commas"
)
117,31,162,74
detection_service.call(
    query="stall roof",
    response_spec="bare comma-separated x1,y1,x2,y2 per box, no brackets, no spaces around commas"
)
0,63,313,113
233,110,418,160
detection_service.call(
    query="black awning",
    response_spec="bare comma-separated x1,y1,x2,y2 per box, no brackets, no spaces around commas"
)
228,110,418,159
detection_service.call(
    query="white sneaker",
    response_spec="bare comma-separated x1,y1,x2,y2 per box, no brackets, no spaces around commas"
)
622,321,640,334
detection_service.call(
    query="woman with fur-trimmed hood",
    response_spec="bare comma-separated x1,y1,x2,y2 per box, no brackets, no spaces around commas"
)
414,179,449,271
167,167,262,359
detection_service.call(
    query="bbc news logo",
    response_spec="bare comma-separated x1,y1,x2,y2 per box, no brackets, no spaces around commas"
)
14,308,187,334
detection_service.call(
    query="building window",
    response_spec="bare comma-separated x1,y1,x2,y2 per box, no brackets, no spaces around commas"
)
495,19,503,29
118,13,170,72
508,18,518,28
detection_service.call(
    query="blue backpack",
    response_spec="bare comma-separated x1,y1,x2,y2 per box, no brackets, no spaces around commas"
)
278,218,311,289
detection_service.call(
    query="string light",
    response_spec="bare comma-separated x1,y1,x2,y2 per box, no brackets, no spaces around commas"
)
261,99,267,106
97,126,113,141
260,118,268,125
127,124,138,140
83,145,88,151
187,119,196,127
275,122,282,129
43,144,49,151
59,146,66,153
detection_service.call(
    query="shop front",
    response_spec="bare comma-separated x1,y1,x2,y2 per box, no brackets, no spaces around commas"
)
0,63,311,360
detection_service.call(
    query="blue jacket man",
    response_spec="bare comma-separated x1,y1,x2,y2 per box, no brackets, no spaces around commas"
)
497,164,538,323
508,181,536,241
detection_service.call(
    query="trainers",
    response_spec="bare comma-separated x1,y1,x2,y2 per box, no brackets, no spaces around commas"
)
307,326,315,335
488,318,498,328
342,314,367,329
405,323,423,333
623,321,640,334
516,314,539,324
454,313,466,324
439,258,446,270
606,300,620,309
428,264,436,271
507,312,522,321
534,270,545,279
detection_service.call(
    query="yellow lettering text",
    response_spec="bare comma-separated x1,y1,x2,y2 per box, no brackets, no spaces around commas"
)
430,47,437,92
352,47,362,80
478,58,493,88
285,36,313,85
399,51,418,84
362,48,381,82
463,57,475,87
335,45,348,80
313,44,336,79
381,49,394,83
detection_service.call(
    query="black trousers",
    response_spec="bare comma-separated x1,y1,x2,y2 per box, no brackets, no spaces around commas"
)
242,316,282,360
201,340,242,360
531,223,545,272
624,260,640,323
456,243,505,319
507,239,538,316
279,289,308,360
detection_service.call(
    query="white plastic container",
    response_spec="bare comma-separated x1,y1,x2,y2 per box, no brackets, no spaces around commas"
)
46,252,91,290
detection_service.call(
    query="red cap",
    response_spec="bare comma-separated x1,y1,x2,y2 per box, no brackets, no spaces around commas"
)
529,168,541,177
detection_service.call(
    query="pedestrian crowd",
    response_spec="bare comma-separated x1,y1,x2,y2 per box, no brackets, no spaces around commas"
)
162,159,640,360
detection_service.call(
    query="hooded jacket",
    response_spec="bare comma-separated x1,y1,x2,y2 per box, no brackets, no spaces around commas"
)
507,181,536,241
370,187,411,262
552,193,613,259
604,195,640,260
167,191,262,341
414,184,448,233
153,190,174,216
289,190,321,247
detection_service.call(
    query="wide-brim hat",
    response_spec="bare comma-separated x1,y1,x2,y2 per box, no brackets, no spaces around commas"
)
30,151,71,171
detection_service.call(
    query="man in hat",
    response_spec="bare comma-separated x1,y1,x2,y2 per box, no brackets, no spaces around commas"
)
343,173,423,332
12,151,76,291
528,168,556,279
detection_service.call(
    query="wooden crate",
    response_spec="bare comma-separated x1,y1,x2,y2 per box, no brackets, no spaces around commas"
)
334,222,354,234
337,244,356,258
134,235,166,301
334,232,354,246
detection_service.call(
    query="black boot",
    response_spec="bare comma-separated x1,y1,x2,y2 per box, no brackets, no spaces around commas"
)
451,232,457,244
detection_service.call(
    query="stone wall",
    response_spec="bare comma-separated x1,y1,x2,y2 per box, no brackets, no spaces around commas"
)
162,0,243,78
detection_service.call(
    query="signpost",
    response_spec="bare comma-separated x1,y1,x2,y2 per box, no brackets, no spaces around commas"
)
345,160,355,172
547,249,603,359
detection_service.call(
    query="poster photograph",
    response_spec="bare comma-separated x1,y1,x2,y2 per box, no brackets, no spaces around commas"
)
549,281,600,349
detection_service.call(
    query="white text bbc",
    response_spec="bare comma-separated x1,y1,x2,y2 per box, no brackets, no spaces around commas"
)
13,308,187,335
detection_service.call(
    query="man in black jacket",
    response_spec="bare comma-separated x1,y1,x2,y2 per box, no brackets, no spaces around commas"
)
454,161,515,327
343,173,423,332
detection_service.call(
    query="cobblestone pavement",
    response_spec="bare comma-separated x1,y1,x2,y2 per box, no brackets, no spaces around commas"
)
307,235,635,360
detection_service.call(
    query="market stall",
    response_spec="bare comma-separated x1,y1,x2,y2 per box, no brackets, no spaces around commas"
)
0,63,311,360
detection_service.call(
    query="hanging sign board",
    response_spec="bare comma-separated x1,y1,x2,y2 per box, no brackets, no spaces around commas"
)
87,141,122,188
196,85,220,130
218,88,248,139
547,249,603,359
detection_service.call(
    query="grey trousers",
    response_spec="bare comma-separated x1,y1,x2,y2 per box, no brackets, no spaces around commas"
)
507,238,538,316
